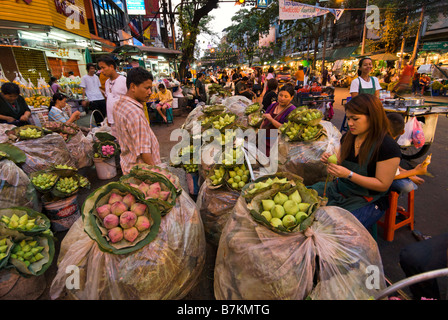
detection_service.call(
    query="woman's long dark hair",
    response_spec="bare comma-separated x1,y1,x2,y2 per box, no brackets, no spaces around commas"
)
49,92,66,111
339,94,391,165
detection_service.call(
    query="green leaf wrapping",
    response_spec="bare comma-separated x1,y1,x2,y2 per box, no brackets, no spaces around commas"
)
0,143,27,164
81,182,161,255
8,234,55,277
241,172,304,202
0,237,14,270
0,207,51,236
247,183,320,234
120,170,180,216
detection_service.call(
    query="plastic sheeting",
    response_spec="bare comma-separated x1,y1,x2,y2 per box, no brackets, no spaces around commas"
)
0,159,38,210
65,131,94,169
278,120,342,186
13,133,75,175
214,197,386,300
49,190,206,300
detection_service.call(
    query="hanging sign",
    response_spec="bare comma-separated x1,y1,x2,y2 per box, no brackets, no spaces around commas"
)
279,0,344,21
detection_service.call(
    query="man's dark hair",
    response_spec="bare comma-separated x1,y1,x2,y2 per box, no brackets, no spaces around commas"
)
387,112,405,138
1,82,20,95
266,78,278,92
242,76,248,81
158,83,166,89
268,67,274,73
97,55,117,69
126,67,154,90
68,71,74,75
299,65,304,70
86,63,96,72
197,72,204,79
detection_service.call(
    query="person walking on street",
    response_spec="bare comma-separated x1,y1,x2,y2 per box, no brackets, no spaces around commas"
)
98,55,127,138
80,63,107,125
392,55,415,94
294,66,305,87
113,67,161,175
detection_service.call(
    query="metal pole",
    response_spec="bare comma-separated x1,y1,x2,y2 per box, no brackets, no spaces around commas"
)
361,0,369,56
375,268,448,300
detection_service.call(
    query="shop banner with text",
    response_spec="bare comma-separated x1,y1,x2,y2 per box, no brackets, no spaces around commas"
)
279,1,344,21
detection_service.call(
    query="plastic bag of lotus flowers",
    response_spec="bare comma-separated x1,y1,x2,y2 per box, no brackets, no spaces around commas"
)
49,179,206,300
65,131,94,169
13,133,75,175
214,193,386,300
0,159,39,211
277,120,342,186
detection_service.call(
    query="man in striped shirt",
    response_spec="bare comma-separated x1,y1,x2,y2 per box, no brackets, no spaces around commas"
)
113,67,161,175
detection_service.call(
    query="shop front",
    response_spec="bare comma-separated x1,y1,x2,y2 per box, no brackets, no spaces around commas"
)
0,0,93,85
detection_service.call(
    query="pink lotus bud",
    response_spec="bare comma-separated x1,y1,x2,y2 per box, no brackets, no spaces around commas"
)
96,204,111,219
103,214,119,229
111,201,127,216
108,227,123,243
146,182,161,199
135,216,151,232
108,193,123,205
130,202,147,216
123,227,139,242
120,211,137,229
138,182,150,195
122,193,136,209
159,191,171,201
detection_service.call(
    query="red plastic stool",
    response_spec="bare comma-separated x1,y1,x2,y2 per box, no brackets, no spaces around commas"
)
377,190,415,241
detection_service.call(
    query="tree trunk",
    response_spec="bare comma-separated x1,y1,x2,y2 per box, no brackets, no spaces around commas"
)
178,0,219,82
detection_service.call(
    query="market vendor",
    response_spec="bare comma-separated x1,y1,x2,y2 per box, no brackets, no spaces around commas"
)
260,84,296,157
48,92,81,125
0,82,31,126
113,67,161,175
155,83,173,123
350,57,380,98
310,94,401,230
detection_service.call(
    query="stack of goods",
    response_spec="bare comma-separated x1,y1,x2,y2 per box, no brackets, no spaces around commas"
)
214,173,386,300
50,166,206,300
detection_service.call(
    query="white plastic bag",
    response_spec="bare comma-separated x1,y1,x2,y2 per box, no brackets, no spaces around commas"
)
397,117,414,147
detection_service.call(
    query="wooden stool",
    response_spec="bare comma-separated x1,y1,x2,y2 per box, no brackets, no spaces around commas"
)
377,190,415,241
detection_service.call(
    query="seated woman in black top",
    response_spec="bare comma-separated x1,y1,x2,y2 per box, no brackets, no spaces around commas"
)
310,94,401,229
0,82,31,126
261,78,279,111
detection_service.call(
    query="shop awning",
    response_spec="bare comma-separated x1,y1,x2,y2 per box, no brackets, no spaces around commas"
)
112,45,181,59
330,46,359,61
316,49,335,60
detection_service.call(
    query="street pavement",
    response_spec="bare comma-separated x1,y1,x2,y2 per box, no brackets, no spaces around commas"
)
39,89,448,300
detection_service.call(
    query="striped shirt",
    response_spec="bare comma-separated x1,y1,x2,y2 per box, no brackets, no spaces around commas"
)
113,95,161,175
48,106,69,123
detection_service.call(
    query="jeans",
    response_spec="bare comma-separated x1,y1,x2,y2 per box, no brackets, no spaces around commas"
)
390,178,418,195
351,202,385,230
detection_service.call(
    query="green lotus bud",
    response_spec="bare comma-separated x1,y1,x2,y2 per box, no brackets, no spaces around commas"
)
24,252,33,260
8,220,19,229
262,199,275,212
274,192,288,205
328,154,338,164
298,203,311,212
22,245,31,252
283,200,300,215
271,205,286,219
270,217,283,228
0,239,6,246
0,245,7,253
295,212,308,224
34,253,44,261
282,214,297,228
24,260,30,267
261,211,272,222
288,190,302,204
10,254,17,259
